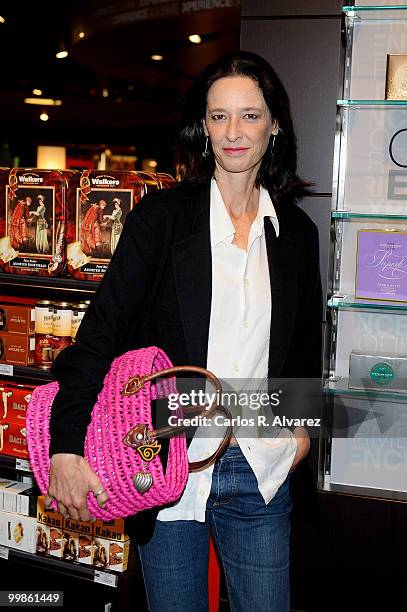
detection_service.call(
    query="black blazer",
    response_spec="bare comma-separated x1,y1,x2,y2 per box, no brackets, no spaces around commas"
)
50,179,323,535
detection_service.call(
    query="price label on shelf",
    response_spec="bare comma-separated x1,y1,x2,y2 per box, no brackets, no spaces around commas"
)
0,545,9,560
94,571,118,588
0,364,13,377
16,458,31,472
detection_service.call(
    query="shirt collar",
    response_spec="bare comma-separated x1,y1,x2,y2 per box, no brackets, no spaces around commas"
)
210,177,279,247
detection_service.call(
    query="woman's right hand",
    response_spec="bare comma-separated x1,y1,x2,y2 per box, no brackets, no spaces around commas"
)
44,453,109,522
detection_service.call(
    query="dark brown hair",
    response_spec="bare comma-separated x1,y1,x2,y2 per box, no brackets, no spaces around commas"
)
175,50,314,205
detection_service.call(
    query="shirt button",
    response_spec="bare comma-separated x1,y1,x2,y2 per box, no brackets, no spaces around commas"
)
233,364,239,373
244,276,249,286
199,490,205,496
243,320,249,328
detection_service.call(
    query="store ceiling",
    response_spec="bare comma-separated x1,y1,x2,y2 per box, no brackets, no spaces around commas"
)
0,0,240,151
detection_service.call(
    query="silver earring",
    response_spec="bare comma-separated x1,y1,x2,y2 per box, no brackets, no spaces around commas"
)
202,136,210,158
270,132,277,150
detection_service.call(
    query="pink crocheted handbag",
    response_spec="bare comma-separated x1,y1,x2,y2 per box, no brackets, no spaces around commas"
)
26,346,232,520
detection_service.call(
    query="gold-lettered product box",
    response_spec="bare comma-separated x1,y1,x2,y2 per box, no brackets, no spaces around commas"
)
386,54,407,100
92,518,130,573
37,495,93,563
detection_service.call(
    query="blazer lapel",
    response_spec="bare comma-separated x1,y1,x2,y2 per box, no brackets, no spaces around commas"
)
171,180,299,378
171,181,212,368
266,205,298,378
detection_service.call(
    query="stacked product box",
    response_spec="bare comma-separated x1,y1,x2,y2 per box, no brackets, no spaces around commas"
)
0,509,37,553
66,170,174,281
0,297,36,366
0,381,35,459
0,168,79,276
92,518,130,573
36,496,130,572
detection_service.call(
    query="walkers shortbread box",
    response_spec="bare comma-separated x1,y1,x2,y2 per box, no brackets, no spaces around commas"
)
66,170,145,281
0,168,78,276
66,170,175,281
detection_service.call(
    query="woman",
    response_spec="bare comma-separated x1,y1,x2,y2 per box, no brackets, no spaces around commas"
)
45,51,322,611
103,197,123,254
29,194,49,254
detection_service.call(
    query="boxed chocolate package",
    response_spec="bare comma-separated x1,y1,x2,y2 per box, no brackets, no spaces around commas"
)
66,170,174,281
0,420,28,458
0,382,35,422
0,510,37,553
92,518,130,572
37,495,63,529
0,302,35,336
61,516,93,563
37,496,64,559
0,168,79,276
0,332,35,365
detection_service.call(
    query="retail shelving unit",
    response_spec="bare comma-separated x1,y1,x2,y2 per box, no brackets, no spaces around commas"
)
320,3,407,502
0,275,145,611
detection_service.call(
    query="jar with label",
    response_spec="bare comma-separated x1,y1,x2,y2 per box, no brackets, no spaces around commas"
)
71,302,88,342
34,300,54,368
52,302,73,360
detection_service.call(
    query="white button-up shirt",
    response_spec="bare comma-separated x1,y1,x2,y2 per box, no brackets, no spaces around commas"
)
157,178,297,523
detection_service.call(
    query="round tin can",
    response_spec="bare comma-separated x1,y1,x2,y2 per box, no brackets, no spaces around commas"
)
71,302,88,342
34,300,54,368
52,301,73,360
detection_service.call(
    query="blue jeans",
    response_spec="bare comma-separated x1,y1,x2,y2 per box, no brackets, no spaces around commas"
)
136,445,293,612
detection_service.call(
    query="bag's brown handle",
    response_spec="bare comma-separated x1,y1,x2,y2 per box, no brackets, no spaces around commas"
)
122,365,233,471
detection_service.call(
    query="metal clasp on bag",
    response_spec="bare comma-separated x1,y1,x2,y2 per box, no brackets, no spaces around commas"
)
121,365,233,475
121,376,147,396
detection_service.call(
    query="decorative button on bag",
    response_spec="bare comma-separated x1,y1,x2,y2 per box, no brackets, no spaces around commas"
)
26,346,232,520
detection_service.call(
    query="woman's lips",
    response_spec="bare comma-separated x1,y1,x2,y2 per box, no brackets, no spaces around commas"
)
223,147,249,155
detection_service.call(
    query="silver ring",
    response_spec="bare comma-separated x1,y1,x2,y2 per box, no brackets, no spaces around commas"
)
44,497,55,509
94,489,105,497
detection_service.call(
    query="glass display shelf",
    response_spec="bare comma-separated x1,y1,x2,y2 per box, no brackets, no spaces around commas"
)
328,294,407,311
344,6,407,21
337,99,407,107
332,211,407,220
325,376,407,403
320,481,407,503
0,365,54,384
0,272,97,296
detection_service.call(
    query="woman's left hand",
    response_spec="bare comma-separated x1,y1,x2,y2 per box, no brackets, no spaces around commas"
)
289,426,311,473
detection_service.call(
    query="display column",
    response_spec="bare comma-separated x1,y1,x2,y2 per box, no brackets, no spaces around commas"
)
321,3,407,501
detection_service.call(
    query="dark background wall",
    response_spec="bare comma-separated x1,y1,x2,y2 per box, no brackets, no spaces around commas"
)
240,2,407,612
241,0,344,310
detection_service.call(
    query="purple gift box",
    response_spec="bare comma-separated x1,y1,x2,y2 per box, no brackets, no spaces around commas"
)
355,230,407,302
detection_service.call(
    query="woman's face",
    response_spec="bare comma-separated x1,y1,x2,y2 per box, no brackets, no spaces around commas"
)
203,75,278,176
